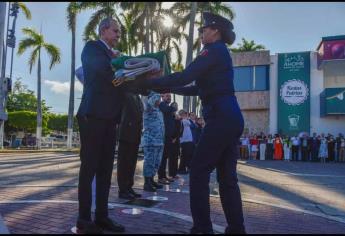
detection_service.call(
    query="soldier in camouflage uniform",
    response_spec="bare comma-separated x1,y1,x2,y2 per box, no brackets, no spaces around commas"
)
141,90,165,192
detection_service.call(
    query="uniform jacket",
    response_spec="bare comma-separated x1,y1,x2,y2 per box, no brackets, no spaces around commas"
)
141,91,165,146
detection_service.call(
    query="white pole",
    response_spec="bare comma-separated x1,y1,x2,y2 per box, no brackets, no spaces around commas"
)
0,2,7,149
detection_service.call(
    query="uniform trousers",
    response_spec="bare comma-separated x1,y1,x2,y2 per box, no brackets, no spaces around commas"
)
143,146,164,177
189,113,245,233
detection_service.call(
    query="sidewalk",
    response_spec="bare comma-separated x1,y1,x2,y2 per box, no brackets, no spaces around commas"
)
1,179,345,234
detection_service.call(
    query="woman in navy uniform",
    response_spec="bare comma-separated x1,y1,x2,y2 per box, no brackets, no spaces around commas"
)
139,12,246,234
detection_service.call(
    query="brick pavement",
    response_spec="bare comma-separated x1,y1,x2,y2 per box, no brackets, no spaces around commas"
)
1,152,345,234
1,186,345,234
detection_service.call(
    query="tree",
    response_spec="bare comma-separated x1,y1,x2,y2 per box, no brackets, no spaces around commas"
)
230,38,266,52
17,27,61,149
6,111,49,135
169,2,236,112
7,77,51,113
66,2,79,149
47,113,79,133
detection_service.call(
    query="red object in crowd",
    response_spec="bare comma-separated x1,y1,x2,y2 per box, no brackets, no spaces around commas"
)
250,138,259,145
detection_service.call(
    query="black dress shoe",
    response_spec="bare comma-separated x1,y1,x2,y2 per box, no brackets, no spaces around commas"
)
190,226,214,234
158,178,171,185
76,219,103,234
128,188,142,198
118,191,136,200
225,226,246,234
151,177,163,189
94,217,125,233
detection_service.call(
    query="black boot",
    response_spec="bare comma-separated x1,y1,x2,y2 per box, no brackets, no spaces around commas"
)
144,177,156,192
150,177,163,189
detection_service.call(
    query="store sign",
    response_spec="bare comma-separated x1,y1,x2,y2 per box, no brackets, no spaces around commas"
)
280,79,309,106
278,52,310,135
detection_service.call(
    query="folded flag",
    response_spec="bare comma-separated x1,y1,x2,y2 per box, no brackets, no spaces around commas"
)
111,51,171,87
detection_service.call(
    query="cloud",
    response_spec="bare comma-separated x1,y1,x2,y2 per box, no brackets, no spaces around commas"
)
44,79,83,94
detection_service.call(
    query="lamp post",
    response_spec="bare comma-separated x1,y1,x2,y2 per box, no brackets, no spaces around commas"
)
0,2,8,149
0,2,20,149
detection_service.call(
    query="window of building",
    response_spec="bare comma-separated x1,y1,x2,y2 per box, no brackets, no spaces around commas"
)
254,65,269,91
234,66,253,91
234,65,269,91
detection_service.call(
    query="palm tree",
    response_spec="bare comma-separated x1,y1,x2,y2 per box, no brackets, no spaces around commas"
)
169,2,235,112
66,2,79,149
183,2,197,112
78,2,121,42
230,38,266,52
17,27,61,149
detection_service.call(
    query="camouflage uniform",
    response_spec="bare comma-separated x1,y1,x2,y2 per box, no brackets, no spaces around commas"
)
141,91,165,177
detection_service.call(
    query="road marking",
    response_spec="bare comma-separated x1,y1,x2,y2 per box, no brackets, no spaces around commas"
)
264,168,345,178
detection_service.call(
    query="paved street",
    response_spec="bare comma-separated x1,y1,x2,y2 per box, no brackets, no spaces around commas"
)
0,152,345,234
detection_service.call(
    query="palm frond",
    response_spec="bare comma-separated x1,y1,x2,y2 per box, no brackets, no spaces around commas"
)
43,43,61,70
22,27,43,43
18,2,32,20
17,38,37,55
83,9,108,42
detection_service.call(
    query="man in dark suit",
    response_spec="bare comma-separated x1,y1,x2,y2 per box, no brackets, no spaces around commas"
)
157,93,177,184
76,17,127,234
117,92,144,200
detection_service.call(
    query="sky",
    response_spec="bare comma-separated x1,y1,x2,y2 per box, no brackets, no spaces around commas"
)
3,2,345,114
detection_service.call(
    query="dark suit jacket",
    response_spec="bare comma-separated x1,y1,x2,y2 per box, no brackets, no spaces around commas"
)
118,93,144,144
77,40,127,121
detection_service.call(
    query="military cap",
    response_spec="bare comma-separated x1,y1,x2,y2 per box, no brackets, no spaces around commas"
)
198,12,236,45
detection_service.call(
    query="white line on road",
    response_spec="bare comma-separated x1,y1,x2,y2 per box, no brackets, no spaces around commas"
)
0,200,224,233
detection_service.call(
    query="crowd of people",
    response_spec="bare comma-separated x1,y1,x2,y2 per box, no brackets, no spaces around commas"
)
139,92,205,192
239,133,345,163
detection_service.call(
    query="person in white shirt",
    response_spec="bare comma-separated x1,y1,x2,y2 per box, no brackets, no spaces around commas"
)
178,110,195,174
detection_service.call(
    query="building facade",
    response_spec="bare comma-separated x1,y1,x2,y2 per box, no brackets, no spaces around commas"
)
233,35,345,136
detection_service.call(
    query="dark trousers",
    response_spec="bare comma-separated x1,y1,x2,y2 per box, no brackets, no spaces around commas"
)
169,142,180,177
179,142,195,172
117,140,140,193
291,146,299,161
158,141,173,179
77,115,117,221
190,117,245,233
328,148,335,162
311,148,319,162
265,143,273,160
301,147,309,161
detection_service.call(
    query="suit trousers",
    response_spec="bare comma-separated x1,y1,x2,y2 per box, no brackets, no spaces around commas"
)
77,115,117,221
169,142,180,177
179,142,195,172
158,140,173,179
117,140,140,192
